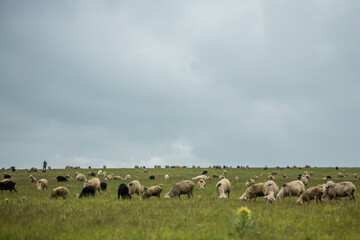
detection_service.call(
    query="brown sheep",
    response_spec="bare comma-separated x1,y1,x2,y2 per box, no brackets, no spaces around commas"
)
323,181,356,200
165,180,194,199
234,176,240,182
125,175,131,180
277,180,305,199
216,179,231,199
50,187,69,199
239,182,266,202
37,179,48,190
198,180,206,190
296,187,324,204
354,173,359,179
139,186,162,200
338,173,344,178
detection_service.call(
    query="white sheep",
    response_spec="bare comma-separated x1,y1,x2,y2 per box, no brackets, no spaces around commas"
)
216,179,231,199
84,178,101,192
37,179,48,190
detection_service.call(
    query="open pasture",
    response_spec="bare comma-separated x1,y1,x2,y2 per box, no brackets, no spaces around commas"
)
1,167,359,240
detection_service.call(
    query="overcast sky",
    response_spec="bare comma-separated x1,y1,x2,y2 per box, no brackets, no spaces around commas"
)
1,1,359,169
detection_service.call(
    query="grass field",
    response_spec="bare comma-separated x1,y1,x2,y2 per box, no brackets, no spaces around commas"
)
1,167,359,240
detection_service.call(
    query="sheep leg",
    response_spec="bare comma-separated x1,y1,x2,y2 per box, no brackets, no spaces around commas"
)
190,191,194,198
306,195,311,204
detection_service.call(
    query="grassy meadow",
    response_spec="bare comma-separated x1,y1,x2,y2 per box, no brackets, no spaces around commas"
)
0,167,359,240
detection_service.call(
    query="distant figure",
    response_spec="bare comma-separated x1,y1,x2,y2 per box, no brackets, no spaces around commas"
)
43,161,47,170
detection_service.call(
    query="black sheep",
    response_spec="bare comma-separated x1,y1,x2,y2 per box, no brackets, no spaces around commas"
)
0,180,17,193
90,172,96,177
4,174,11,179
10,166,16,172
202,170,208,175
118,183,131,200
79,185,96,198
149,175,155,180
100,182,107,191
57,176,68,182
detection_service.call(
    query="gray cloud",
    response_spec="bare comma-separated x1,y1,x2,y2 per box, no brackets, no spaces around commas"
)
1,1,359,168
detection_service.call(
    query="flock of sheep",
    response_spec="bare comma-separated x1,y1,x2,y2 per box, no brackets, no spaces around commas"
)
0,167,357,205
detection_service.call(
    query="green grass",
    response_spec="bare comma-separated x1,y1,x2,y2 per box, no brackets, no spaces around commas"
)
1,167,360,240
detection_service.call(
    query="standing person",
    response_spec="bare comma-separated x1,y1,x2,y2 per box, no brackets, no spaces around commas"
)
43,160,47,170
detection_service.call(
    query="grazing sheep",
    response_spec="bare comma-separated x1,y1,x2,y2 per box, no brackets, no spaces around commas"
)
30,167,39,172
165,180,195,199
65,174,70,179
192,175,208,180
299,175,310,186
118,183,131,200
198,180,206,190
296,187,324,204
234,176,240,182
144,169,149,173
270,171,278,176
75,173,87,182
29,175,37,183
164,174,169,180
50,187,68,199
354,173,359,179
0,179,17,192
263,165,268,171
277,180,305,199
37,179,48,190
240,182,266,202
263,180,279,204
88,172,96,177
222,170,227,175
100,182,107,191
140,186,163,200
84,178,101,192
246,179,255,187
79,185,96,198
254,176,259,180
3,173,11,179
202,170,208,175
128,180,146,195
97,170,103,175
217,179,231,199
323,181,356,200
213,174,219,178
103,165,107,169
114,176,122,180
56,176,68,182
149,175,155,180
268,175,275,181
283,174,288,178
218,175,225,180
105,175,112,180
338,173,344,177
125,175,131,180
